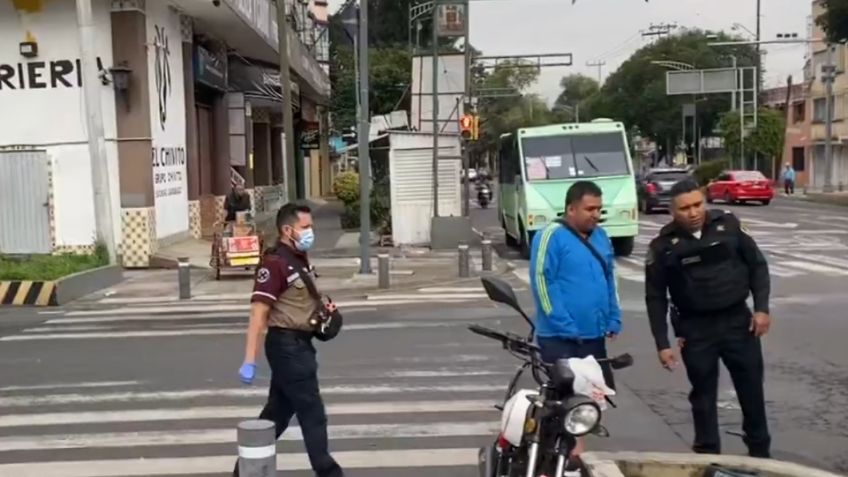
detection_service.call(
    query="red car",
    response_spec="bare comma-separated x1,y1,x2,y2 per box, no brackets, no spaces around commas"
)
706,170,774,205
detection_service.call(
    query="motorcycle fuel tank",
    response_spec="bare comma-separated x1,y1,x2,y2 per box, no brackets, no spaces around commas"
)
501,389,538,447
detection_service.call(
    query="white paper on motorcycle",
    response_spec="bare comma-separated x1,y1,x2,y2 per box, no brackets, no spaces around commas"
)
567,356,616,410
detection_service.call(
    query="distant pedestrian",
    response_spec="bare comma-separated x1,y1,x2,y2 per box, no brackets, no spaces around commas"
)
781,163,796,195
645,179,772,458
529,180,622,465
234,203,344,477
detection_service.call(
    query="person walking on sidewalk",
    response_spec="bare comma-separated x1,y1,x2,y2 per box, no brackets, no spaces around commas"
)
781,163,796,195
529,180,622,466
234,203,344,477
645,179,772,458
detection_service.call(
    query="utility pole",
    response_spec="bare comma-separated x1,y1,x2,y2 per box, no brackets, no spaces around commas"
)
823,43,835,193
462,0,471,217
358,0,372,273
75,0,116,264
431,0,440,218
586,60,606,84
641,22,677,41
276,0,297,201
754,0,761,173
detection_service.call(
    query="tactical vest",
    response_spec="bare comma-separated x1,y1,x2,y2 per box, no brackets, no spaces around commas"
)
664,223,750,314
267,260,319,331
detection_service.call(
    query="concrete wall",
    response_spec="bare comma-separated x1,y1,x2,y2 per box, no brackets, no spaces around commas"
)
0,0,122,249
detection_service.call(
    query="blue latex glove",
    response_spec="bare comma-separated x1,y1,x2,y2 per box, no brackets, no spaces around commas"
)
239,363,256,385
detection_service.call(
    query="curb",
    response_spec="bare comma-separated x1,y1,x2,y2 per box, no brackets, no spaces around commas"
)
581,451,844,477
0,281,58,306
0,266,123,307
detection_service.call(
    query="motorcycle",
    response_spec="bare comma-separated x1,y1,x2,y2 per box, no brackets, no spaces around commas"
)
472,276,634,477
477,182,493,208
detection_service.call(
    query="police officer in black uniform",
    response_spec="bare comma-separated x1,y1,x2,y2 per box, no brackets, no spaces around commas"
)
645,179,772,458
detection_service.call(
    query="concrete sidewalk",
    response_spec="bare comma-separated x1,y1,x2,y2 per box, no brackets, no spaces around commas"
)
78,248,510,304
785,190,848,207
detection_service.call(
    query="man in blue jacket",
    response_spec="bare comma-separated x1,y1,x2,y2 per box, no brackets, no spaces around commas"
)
529,180,622,463
530,179,622,384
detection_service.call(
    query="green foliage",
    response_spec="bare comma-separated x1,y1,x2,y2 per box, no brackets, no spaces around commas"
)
553,74,599,122
693,159,729,186
817,0,848,43
576,30,759,155
470,61,555,157
333,171,361,204
0,249,108,280
329,46,411,131
717,108,785,174
333,171,391,234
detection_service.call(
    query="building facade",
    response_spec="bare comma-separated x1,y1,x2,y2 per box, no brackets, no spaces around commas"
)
806,0,848,190
0,0,331,265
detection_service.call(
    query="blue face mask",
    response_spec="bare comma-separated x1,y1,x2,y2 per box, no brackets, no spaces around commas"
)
295,228,315,252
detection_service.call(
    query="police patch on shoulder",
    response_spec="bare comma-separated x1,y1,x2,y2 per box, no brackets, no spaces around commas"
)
741,222,750,234
256,268,271,283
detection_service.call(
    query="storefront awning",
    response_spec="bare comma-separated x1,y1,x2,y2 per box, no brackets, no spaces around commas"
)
228,56,300,111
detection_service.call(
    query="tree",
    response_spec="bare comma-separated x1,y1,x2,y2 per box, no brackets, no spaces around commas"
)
717,108,785,177
553,74,599,121
468,61,554,158
329,46,411,130
817,0,848,43
581,30,759,159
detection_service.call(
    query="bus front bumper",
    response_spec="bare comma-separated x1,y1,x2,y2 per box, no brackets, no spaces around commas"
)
527,222,638,238
601,222,638,238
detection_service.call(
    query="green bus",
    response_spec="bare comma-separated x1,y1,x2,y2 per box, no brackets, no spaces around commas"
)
497,119,638,258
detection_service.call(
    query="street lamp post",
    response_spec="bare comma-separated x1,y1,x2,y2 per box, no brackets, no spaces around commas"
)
823,44,835,193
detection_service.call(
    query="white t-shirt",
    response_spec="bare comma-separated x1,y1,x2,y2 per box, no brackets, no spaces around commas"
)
692,230,702,240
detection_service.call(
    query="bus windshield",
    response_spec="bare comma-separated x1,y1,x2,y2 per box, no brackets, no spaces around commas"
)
521,132,630,181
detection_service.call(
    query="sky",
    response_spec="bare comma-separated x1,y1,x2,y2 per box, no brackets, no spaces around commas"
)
326,0,813,104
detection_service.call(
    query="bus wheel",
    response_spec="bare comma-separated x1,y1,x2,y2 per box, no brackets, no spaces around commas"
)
612,237,635,257
519,225,531,260
506,231,518,247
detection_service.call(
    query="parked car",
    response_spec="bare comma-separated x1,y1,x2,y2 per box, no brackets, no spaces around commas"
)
636,167,692,214
706,170,774,205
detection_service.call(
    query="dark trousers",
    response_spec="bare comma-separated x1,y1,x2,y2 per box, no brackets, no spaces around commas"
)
234,329,343,477
537,337,615,390
678,311,771,457
784,179,795,195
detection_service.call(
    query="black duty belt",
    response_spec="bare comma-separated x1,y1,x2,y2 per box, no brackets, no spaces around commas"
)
267,327,314,340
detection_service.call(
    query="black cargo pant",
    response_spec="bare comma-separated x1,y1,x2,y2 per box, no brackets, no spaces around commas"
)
678,306,771,457
234,328,343,477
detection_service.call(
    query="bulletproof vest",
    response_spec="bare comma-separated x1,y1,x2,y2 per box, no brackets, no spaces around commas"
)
664,220,750,314
266,249,318,331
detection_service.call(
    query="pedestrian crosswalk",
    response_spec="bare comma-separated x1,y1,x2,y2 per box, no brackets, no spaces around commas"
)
0,284,522,476
511,245,848,284
4,285,516,344
0,373,506,475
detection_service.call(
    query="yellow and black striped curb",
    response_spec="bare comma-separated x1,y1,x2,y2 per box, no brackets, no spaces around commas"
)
0,281,58,306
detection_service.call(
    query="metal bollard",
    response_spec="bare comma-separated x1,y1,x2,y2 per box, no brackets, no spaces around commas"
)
237,419,277,477
481,239,493,272
178,257,191,300
458,244,470,278
378,254,390,289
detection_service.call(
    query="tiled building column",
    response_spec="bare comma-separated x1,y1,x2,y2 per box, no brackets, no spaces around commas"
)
181,16,202,239
110,0,156,268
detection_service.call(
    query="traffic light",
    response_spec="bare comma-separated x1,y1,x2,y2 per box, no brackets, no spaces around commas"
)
472,115,480,140
459,114,474,140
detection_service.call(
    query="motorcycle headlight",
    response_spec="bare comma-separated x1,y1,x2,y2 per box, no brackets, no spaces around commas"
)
563,402,601,436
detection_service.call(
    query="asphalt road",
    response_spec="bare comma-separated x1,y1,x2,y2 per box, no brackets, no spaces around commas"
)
0,274,687,477
1,195,846,476
472,194,848,472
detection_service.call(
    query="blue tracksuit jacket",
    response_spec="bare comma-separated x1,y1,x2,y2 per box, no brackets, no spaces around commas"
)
529,222,622,340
